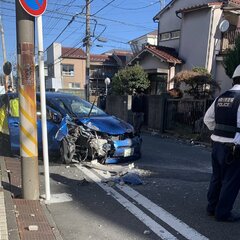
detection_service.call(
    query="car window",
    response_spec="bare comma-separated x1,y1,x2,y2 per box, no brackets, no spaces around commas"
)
48,95,106,117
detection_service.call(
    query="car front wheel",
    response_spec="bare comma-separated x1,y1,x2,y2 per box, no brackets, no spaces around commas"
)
60,138,74,164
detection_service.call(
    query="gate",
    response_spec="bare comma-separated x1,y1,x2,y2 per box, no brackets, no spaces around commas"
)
164,99,213,135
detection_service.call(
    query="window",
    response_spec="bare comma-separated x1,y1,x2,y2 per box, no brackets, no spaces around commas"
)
62,64,74,76
68,82,80,89
160,32,171,41
159,30,180,41
171,30,180,39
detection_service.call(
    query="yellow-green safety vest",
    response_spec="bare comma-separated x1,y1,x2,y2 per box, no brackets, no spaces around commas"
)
0,105,9,134
9,98,19,117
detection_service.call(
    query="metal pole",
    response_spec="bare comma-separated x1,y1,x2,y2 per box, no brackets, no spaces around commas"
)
85,0,90,101
16,0,39,200
0,15,9,91
37,16,50,201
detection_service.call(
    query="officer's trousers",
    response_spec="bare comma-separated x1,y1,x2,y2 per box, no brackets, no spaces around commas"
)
207,141,240,220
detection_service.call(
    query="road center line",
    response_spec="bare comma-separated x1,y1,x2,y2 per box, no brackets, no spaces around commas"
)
75,164,178,240
93,168,209,240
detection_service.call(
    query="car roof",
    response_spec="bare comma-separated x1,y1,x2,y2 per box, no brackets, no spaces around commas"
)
36,92,83,101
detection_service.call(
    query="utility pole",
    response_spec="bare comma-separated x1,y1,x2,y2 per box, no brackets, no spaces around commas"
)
85,0,91,101
16,0,39,200
0,15,9,91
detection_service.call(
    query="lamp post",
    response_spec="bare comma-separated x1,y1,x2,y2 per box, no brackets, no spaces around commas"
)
105,77,110,95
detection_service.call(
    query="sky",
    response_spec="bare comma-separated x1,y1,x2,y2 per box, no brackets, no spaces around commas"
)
0,0,170,72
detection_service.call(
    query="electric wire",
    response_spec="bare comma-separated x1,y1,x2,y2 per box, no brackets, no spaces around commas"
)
92,0,116,16
101,0,160,11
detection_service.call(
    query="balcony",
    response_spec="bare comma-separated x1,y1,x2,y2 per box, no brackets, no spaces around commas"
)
221,28,240,53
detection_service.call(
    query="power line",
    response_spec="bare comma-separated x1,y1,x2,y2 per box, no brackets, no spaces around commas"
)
42,8,155,31
92,0,116,16
101,0,160,11
45,0,96,52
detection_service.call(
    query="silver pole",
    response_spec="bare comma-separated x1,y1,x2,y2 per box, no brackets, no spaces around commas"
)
37,16,50,201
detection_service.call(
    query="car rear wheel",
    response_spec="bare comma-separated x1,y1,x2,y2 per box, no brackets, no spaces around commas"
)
60,138,74,164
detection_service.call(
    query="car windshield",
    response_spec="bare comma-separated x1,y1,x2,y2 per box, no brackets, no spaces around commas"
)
47,95,107,117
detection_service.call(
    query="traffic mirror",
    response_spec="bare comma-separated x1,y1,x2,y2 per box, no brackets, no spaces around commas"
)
3,61,12,76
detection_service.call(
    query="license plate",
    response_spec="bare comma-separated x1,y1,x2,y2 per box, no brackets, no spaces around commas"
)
124,148,133,157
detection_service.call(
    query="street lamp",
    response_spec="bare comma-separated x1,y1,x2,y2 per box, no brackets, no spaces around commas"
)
105,77,111,95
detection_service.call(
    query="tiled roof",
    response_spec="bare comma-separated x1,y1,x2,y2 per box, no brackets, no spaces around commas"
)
90,54,116,64
61,47,86,59
144,45,182,64
61,47,130,65
176,2,223,14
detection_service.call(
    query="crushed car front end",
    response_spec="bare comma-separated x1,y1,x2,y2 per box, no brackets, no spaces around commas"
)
56,115,142,164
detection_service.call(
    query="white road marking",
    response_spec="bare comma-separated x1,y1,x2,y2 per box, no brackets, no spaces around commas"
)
116,185,208,240
90,167,209,240
76,164,178,240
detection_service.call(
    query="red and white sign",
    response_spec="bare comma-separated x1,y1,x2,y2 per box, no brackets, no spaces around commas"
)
19,0,47,17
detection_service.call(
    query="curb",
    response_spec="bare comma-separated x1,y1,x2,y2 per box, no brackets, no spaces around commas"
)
0,156,20,240
42,203,64,240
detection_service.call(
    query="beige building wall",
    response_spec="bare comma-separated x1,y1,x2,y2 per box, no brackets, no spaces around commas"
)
156,0,220,50
179,8,211,70
140,54,169,72
62,58,86,89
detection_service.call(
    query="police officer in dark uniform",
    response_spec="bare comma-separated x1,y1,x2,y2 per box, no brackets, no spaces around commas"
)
132,88,145,136
204,64,240,222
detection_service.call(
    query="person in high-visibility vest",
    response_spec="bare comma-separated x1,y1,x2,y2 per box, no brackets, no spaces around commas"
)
0,95,10,155
0,95,19,156
0,96,9,135
9,98,19,118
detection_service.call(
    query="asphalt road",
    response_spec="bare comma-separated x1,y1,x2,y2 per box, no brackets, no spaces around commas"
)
39,133,240,240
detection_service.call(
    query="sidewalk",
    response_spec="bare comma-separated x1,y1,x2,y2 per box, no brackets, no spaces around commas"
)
0,156,61,240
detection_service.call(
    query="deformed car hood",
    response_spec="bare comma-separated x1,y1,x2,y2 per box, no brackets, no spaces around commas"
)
79,115,133,135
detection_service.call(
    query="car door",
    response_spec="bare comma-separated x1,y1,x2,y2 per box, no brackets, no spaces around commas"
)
37,104,61,152
8,97,61,154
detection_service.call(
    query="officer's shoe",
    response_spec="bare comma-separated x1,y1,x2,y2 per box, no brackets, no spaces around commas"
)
216,213,240,222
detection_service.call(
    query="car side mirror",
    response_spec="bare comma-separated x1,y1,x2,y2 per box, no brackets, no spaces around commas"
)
36,111,41,119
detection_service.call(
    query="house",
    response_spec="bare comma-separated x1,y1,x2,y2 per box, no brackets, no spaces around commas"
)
46,43,132,95
129,0,240,96
46,43,86,91
35,62,48,91
90,49,132,95
128,30,158,55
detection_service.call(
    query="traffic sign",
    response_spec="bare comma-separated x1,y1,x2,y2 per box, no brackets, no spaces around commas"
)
19,0,47,17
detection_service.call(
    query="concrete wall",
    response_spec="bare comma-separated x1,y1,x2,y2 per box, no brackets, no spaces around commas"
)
105,95,129,122
105,94,167,132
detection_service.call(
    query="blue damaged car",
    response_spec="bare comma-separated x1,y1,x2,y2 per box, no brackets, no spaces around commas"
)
1,92,142,164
